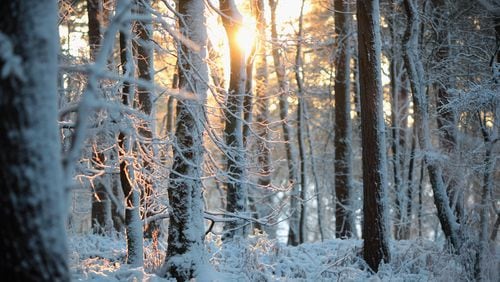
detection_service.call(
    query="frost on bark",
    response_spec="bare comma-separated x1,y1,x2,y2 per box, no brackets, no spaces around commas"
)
220,0,249,239
161,0,208,280
253,0,271,190
119,6,144,266
269,0,300,246
431,0,463,223
0,0,69,280
87,0,114,234
388,1,411,240
246,0,275,236
133,0,157,238
402,0,459,249
357,0,391,272
334,0,354,239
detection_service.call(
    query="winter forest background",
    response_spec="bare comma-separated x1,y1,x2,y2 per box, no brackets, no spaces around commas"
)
0,0,499,281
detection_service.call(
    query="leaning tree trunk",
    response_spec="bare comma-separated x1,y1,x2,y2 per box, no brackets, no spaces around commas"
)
160,0,208,280
334,0,354,239
432,0,463,223
357,0,391,272
269,0,300,246
220,0,249,239
402,0,459,249
0,0,70,280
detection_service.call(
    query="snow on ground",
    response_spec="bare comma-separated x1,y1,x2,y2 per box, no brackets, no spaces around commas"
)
69,232,496,281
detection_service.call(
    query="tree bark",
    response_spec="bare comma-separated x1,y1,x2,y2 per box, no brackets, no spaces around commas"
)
220,0,249,239
161,0,208,279
402,0,459,249
253,0,271,189
432,0,463,223
87,0,114,235
0,1,69,280
334,0,354,239
119,8,144,266
357,0,391,272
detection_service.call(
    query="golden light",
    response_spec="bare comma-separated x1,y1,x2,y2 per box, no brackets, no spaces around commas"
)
235,18,257,58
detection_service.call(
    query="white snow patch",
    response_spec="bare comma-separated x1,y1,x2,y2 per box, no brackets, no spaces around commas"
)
68,232,495,281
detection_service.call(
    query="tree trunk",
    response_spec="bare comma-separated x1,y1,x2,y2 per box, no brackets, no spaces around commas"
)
253,0,271,189
269,0,300,246
220,0,249,239
295,0,307,244
432,0,463,223
475,112,497,281
87,0,114,234
248,0,275,236
0,1,69,280
119,9,144,266
133,0,158,238
161,0,208,279
334,0,354,239
357,0,391,272
402,0,459,249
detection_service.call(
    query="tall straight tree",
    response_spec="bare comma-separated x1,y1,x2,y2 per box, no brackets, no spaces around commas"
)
253,0,271,190
334,0,354,239
161,0,208,279
269,0,300,246
0,0,70,280
220,0,249,239
357,0,391,272
295,0,307,244
87,0,114,234
133,0,157,237
388,0,411,240
118,6,144,266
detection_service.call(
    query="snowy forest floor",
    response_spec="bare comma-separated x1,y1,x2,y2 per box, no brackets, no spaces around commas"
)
69,232,499,281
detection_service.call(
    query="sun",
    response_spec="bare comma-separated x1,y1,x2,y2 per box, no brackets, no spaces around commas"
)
235,17,257,57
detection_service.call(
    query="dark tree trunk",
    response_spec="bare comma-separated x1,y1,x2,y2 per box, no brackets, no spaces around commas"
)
432,0,463,223
220,0,249,239
161,0,208,279
334,0,354,239
119,18,144,266
133,0,157,238
0,1,69,280
295,0,307,244
87,0,113,234
357,0,391,272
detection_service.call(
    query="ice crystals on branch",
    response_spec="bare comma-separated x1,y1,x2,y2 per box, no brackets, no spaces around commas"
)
0,32,26,81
